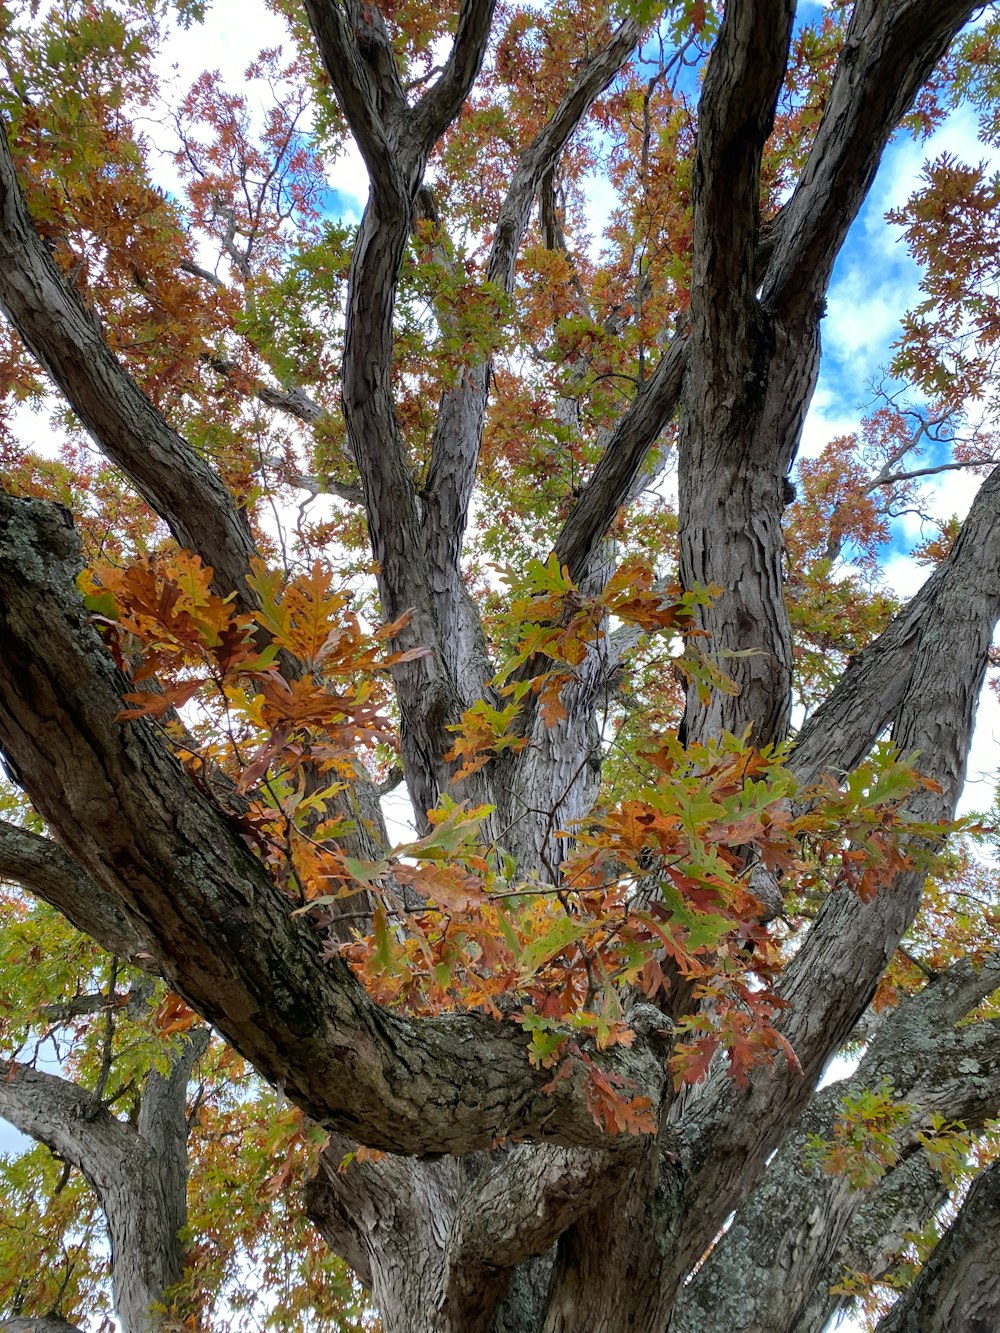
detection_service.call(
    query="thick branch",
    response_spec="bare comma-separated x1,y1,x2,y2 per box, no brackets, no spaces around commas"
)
875,1158,1000,1333
411,0,497,151
797,1152,946,1333
300,0,407,189
310,19,457,820
0,820,148,961
672,954,1000,1333
0,1030,208,1333
764,0,980,316
658,457,1000,1295
793,462,1000,787
553,332,687,582
676,0,797,746
0,493,665,1155
550,213,794,584
308,1143,467,1326
304,1146,375,1289
0,1061,136,1176
678,1,976,749
422,14,643,680
442,1146,625,1328
0,124,259,614
689,0,793,362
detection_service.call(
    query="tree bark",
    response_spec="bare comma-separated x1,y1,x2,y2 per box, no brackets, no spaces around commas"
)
0,127,258,617
0,819,147,961
672,954,1000,1333
795,1152,946,1333
0,1029,207,1332
0,494,667,1155
0,1,995,1330
876,1159,1000,1333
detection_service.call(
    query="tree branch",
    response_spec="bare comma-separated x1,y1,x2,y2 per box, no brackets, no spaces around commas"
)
422,13,643,679
676,0,798,747
0,1028,209,1332
304,0,462,819
0,493,666,1155
300,0,407,190
549,209,794,586
178,256,223,288
689,0,793,359
871,457,999,489
793,462,1000,787
0,820,148,962
763,0,981,317
306,1145,466,1322
876,1158,1000,1333
657,456,1000,1293
442,1145,626,1328
0,122,259,615
410,0,497,151
672,954,1000,1333
799,1151,946,1333
0,1061,136,1176
553,331,688,583
203,350,329,427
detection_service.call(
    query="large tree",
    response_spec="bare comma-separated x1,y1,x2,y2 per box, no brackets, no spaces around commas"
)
1,0,1000,1328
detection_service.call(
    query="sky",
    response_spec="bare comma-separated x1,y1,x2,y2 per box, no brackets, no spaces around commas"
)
2,2,998,1327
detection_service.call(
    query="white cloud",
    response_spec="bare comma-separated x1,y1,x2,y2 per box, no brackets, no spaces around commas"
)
880,550,930,601
813,105,1000,422
798,385,860,459
151,0,368,221
153,0,289,99
326,138,369,218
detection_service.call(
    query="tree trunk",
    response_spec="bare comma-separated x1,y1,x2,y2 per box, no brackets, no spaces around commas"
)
0,1030,208,1331
875,1160,1000,1333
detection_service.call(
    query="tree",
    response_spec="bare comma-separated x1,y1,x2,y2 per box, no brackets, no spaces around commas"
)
1,0,1000,1328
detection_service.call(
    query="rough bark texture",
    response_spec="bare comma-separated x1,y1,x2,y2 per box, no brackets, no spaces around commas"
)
0,819,147,960
0,131,258,616
0,0,996,1329
876,1160,1000,1333
679,0,797,747
797,1152,946,1333
671,954,1000,1333
0,1030,207,1331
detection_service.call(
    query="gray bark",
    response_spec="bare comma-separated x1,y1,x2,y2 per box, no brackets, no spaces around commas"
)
876,1159,1000,1333
0,819,147,961
672,954,1000,1333
678,0,980,749
0,128,258,617
679,0,797,747
0,494,667,1157
0,1029,207,1332
797,1153,946,1333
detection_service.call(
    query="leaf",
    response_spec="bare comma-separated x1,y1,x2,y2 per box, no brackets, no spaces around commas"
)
517,914,589,979
154,992,199,1036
